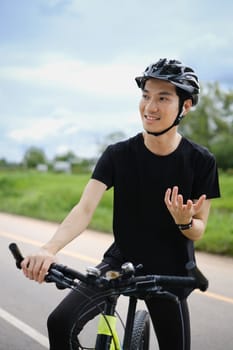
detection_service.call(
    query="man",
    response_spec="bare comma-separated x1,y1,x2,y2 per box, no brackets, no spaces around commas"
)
22,58,220,349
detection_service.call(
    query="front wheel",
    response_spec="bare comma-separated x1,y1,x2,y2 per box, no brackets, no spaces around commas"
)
130,310,150,350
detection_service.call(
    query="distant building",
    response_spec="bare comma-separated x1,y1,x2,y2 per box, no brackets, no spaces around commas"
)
36,164,48,172
53,161,71,173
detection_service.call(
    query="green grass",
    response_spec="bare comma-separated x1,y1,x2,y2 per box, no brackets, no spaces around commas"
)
0,170,232,256
0,170,113,231
195,172,233,255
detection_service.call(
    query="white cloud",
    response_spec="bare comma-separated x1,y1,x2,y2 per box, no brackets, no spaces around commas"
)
55,144,71,155
8,116,69,142
0,57,141,98
7,108,141,144
6,107,92,143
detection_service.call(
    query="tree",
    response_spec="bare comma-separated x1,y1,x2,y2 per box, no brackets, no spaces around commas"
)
180,82,233,169
23,146,47,168
97,131,127,155
53,150,78,163
211,134,233,170
0,158,7,167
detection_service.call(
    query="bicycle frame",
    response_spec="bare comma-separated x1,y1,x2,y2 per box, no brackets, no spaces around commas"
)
122,295,138,349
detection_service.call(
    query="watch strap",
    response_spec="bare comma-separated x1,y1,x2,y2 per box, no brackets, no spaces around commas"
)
177,219,193,230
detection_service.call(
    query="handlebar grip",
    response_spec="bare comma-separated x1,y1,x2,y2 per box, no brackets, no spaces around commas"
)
9,243,24,269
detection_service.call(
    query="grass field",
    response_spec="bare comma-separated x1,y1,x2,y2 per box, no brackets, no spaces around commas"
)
0,170,232,256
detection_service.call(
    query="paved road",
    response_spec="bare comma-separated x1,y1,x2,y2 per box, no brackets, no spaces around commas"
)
0,212,233,349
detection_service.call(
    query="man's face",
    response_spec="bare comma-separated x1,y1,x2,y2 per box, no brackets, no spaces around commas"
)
139,78,180,134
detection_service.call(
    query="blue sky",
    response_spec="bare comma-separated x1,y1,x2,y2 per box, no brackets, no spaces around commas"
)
0,0,233,162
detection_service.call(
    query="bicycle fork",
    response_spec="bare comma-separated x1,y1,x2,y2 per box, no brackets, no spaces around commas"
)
95,296,121,350
95,295,138,350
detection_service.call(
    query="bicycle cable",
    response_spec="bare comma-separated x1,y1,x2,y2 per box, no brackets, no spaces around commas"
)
70,284,120,350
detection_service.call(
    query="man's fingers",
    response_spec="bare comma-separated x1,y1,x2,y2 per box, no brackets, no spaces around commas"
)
177,194,184,208
164,188,171,205
21,254,55,283
37,259,54,284
171,186,178,204
194,194,206,210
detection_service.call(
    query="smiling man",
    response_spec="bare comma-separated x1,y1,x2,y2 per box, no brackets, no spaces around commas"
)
22,58,220,350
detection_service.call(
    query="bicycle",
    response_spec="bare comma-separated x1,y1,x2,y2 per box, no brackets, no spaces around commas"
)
9,242,208,350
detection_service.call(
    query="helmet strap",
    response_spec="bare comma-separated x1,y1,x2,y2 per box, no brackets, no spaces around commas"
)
146,102,184,137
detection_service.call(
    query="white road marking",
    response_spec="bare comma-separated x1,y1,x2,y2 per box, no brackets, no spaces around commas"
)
0,307,49,348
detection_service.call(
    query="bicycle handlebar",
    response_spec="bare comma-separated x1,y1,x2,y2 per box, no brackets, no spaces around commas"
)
9,242,209,297
9,243,24,269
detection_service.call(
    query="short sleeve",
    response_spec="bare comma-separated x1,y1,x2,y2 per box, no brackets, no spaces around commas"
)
91,146,114,189
192,152,220,199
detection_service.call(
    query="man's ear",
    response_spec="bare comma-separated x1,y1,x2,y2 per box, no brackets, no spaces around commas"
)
183,99,193,115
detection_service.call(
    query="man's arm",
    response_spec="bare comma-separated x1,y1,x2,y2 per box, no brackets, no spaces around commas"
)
21,179,107,282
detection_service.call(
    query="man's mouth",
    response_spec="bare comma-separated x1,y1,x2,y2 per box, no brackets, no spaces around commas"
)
145,115,161,121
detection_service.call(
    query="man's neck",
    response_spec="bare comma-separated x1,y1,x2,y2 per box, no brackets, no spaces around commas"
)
143,130,182,156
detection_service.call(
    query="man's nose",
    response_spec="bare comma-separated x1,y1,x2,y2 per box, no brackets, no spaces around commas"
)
146,99,159,112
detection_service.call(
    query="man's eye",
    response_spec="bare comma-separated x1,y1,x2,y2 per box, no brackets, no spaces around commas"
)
159,97,168,102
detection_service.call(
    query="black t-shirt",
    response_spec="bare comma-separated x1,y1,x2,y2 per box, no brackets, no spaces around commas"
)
92,133,220,276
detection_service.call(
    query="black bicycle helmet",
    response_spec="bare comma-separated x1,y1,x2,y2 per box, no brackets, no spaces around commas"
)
135,58,200,106
135,58,200,136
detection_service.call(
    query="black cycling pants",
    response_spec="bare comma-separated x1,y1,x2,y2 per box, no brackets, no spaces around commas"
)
47,262,191,350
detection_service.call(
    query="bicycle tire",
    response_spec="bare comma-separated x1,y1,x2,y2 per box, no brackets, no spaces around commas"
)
130,310,150,350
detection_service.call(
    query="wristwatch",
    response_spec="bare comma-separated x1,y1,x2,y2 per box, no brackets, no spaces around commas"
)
177,219,193,230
